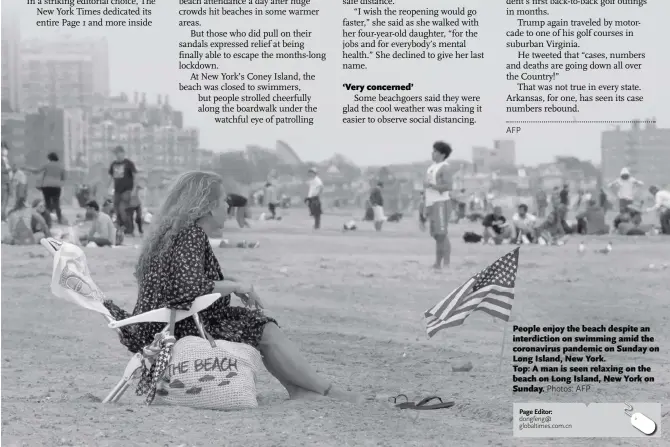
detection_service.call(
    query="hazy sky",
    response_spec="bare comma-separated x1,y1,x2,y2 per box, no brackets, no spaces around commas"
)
8,0,669,165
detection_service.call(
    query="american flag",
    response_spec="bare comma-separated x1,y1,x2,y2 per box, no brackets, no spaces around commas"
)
425,248,519,338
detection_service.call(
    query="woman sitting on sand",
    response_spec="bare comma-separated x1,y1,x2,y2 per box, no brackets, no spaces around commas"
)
102,171,364,404
2,198,51,245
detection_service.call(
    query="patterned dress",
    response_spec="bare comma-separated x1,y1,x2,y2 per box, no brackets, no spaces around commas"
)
103,224,276,354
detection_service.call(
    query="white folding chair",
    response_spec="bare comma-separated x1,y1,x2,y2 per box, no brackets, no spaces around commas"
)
102,293,221,404
38,237,228,405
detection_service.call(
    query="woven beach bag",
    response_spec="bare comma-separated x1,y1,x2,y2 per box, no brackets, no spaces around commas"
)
154,336,263,411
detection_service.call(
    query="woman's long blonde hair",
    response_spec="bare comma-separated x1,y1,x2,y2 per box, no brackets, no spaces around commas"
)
135,171,224,284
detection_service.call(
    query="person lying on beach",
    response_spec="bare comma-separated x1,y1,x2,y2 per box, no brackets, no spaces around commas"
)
211,238,260,249
101,171,365,404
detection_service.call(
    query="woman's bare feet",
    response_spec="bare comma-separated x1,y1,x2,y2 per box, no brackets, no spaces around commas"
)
327,387,366,404
285,384,324,401
286,384,364,404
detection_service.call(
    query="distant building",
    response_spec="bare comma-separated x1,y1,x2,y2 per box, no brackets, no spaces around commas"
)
453,171,493,191
89,121,198,171
472,140,516,173
24,107,88,174
244,145,273,165
601,120,670,188
318,153,360,183
196,149,217,170
21,35,109,111
88,93,198,174
1,10,21,113
1,112,26,154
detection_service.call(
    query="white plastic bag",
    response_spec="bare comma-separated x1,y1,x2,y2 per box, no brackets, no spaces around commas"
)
46,239,111,318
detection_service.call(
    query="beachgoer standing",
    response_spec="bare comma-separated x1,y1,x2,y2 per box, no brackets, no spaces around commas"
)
126,183,145,236
108,146,137,235
26,152,66,224
305,167,323,229
559,184,570,207
535,189,548,218
608,167,643,212
1,142,12,221
369,181,385,231
265,180,279,220
424,141,453,269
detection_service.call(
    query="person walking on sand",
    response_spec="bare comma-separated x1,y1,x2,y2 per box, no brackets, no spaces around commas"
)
264,180,279,220
108,146,138,235
369,180,385,231
424,141,453,269
125,183,145,236
305,167,323,229
25,152,66,224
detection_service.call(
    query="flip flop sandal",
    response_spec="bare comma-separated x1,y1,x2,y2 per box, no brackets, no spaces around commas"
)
388,394,416,409
414,396,455,410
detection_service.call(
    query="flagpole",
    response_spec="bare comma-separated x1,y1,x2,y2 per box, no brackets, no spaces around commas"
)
498,247,520,374
497,321,510,374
